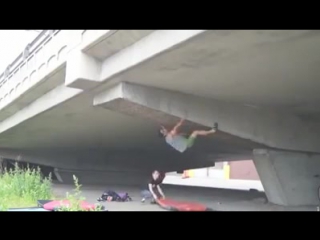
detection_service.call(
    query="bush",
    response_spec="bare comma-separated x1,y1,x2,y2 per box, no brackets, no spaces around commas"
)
0,163,53,210
0,164,103,211
57,175,103,211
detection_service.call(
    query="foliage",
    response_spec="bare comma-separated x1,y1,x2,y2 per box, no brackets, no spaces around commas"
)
0,163,53,210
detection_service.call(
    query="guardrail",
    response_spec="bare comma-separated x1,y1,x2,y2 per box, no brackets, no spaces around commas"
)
0,30,104,109
0,30,44,84
0,30,69,107
0,30,60,89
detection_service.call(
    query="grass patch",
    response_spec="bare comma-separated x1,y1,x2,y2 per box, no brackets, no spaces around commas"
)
0,163,103,211
0,163,53,210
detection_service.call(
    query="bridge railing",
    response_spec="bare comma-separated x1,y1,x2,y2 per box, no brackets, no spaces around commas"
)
0,30,68,107
0,30,60,88
0,30,99,110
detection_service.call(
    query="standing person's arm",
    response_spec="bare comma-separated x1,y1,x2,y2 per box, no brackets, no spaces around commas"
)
157,185,165,199
148,183,158,199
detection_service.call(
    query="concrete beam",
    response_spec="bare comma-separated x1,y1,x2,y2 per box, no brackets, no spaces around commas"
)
0,148,213,172
83,30,155,60
93,82,320,153
66,30,164,91
65,51,101,90
99,30,207,83
253,149,320,206
80,30,115,52
0,85,82,134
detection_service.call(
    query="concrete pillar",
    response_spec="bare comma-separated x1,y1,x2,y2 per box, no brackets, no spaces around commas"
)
253,149,320,206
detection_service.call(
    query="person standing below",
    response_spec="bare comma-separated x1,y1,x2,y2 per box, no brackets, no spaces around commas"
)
158,118,218,153
141,170,165,203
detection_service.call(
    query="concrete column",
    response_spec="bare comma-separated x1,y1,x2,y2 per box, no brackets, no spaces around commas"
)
253,149,320,206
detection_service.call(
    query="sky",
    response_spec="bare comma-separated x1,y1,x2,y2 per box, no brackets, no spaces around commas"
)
0,30,39,74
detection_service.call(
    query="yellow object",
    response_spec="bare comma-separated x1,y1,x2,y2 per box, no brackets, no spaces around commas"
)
182,169,195,178
188,170,195,177
224,164,230,179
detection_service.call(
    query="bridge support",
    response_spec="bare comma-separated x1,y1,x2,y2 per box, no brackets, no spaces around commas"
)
65,50,101,90
253,149,320,206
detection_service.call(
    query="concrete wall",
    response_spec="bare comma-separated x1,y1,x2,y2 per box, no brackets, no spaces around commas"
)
183,160,260,181
0,148,215,185
230,160,260,180
56,169,150,186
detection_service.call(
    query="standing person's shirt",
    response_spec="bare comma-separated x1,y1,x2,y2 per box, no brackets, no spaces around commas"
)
165,134,188,153
148,173,165,199
149,176,163,189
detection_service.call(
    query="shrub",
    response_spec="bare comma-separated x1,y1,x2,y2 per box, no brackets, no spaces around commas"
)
0,163,53,210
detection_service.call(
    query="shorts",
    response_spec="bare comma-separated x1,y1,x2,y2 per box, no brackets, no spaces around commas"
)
186,136,196,148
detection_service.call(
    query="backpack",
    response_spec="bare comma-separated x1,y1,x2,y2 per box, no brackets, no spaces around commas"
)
97,190,132,202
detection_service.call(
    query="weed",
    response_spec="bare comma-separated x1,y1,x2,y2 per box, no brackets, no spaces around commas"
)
0,164,102,211
0,163,53,210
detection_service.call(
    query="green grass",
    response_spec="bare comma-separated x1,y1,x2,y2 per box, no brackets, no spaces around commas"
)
0,164,102,211
0,164,53,210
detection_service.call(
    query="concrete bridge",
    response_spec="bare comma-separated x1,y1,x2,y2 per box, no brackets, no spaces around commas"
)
0,30,320,206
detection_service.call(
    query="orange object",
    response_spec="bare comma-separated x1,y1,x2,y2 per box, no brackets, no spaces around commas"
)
182,170,189,179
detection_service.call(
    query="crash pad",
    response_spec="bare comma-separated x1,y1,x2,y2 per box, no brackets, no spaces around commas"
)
37,200,52,207
8,207,50,211
157,198,212,211
43,200,97,211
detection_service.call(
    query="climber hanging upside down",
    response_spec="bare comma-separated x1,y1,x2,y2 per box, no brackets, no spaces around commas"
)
158,118,218,153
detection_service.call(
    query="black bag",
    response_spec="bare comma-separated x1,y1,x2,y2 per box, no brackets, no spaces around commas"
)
97,190,132,202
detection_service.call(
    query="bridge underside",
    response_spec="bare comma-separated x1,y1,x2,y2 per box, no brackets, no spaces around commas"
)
0,30,320,206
